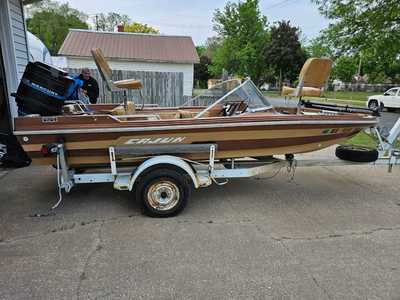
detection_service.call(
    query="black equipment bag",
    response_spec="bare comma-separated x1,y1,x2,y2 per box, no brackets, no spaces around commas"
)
0,134,31,168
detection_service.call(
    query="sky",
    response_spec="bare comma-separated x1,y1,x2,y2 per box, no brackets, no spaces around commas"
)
62,0,330,45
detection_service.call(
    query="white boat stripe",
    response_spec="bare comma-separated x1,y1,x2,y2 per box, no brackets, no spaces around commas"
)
13,119,376,136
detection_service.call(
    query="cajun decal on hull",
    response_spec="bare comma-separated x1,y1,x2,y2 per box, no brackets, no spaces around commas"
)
125,137,186,145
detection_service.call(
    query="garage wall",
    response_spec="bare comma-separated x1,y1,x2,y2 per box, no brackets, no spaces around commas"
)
9,0,29,80
0,0,29,121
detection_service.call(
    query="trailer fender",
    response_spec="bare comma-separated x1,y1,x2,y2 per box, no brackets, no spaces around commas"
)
128,155,206,191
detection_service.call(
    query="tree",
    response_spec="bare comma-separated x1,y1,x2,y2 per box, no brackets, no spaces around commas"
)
312,0,400,83
210,0,270,85
331,56,358,82
26,2,88,55
124,22,159,34
94,13,159,34
95,12,130,31
194,46,212,88
204,36,223,59
306,37,333,58
265,21,308,87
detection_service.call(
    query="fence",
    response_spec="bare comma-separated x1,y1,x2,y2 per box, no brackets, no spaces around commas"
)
331,83,399,93
66,68,185,107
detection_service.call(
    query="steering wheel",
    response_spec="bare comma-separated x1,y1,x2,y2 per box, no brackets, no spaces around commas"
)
222,101,248,116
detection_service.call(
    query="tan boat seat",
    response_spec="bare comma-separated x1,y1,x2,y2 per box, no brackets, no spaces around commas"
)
157,111,181,119
281,57,332,99
282,86,323,97
179,110,197,119
178,110,214,119
91,48,142,92
110,101,136,115
114,79,142,90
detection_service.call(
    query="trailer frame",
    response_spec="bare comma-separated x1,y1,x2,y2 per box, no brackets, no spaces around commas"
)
50,115,400,217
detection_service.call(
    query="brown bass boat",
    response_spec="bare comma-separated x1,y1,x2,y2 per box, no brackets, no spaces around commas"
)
13,79,378,168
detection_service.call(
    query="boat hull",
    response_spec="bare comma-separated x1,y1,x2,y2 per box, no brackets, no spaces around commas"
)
15,119,373,167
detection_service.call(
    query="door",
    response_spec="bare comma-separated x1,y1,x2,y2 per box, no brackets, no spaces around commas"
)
0,42,11,134
384,88,399,108
395,89,400,108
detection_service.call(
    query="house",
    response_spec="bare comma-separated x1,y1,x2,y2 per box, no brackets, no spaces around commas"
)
58,29,199,97
0,0,31,131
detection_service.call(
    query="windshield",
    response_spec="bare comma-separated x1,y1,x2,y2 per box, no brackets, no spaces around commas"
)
183,79,273,118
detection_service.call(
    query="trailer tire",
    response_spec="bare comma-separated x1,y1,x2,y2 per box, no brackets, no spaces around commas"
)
135,168,191,218
335,145,379,163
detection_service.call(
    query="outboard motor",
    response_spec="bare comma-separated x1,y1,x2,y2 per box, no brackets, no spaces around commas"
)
16,62,78,116
1,61,79,168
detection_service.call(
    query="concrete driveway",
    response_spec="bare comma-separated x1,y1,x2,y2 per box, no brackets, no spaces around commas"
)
1,147,400,299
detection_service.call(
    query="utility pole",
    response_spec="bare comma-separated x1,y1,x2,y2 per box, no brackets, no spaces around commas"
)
358,53,362,77
95,14,99,31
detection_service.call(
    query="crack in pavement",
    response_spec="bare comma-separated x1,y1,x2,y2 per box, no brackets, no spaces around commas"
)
0,217,255,246
0,170,10,181
321,166,390,196
271,226,400,242
278,237,333,300
0,214,139,246
2,212,400,247
262,225,334,300
311,276,333,300
76,220,104,300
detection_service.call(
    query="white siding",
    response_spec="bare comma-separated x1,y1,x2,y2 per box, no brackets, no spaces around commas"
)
67,58,194,96
0,0,29,121
9,0,29,80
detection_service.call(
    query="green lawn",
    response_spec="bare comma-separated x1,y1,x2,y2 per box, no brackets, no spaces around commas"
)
323,91,377,101
262,90,372,107
263,90,375,101
196,89,376,107
342,131,400,148
262,91,282,98
341,131,378,148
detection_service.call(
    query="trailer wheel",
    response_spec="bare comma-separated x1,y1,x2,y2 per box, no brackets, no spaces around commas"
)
135,168,191,218
335,145,379,163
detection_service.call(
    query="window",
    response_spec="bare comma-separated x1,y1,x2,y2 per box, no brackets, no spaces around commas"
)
386,88,398,96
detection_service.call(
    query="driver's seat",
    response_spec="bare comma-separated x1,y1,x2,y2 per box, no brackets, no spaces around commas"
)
91,48,142,111
282,58,332,99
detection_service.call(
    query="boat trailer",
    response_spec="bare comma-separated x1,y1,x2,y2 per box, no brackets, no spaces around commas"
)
43,115,400,217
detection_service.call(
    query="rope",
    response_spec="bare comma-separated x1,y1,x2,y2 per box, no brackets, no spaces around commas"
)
52,152,64,210
255,165,283,180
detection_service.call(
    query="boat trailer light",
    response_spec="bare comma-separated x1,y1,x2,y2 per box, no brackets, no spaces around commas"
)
41,144,58,156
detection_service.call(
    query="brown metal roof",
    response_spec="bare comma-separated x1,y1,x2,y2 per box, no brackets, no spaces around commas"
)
58,29,199,64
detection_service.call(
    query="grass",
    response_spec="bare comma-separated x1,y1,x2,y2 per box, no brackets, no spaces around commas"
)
342,131,400,148
196,89,376,107
323,91,377,102
262,91,282,98
193,89,206,97
341,131,378,148
263,90,375,101
262,90,377,107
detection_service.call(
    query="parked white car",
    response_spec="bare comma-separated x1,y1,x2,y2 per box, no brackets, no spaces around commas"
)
367,87,400,111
